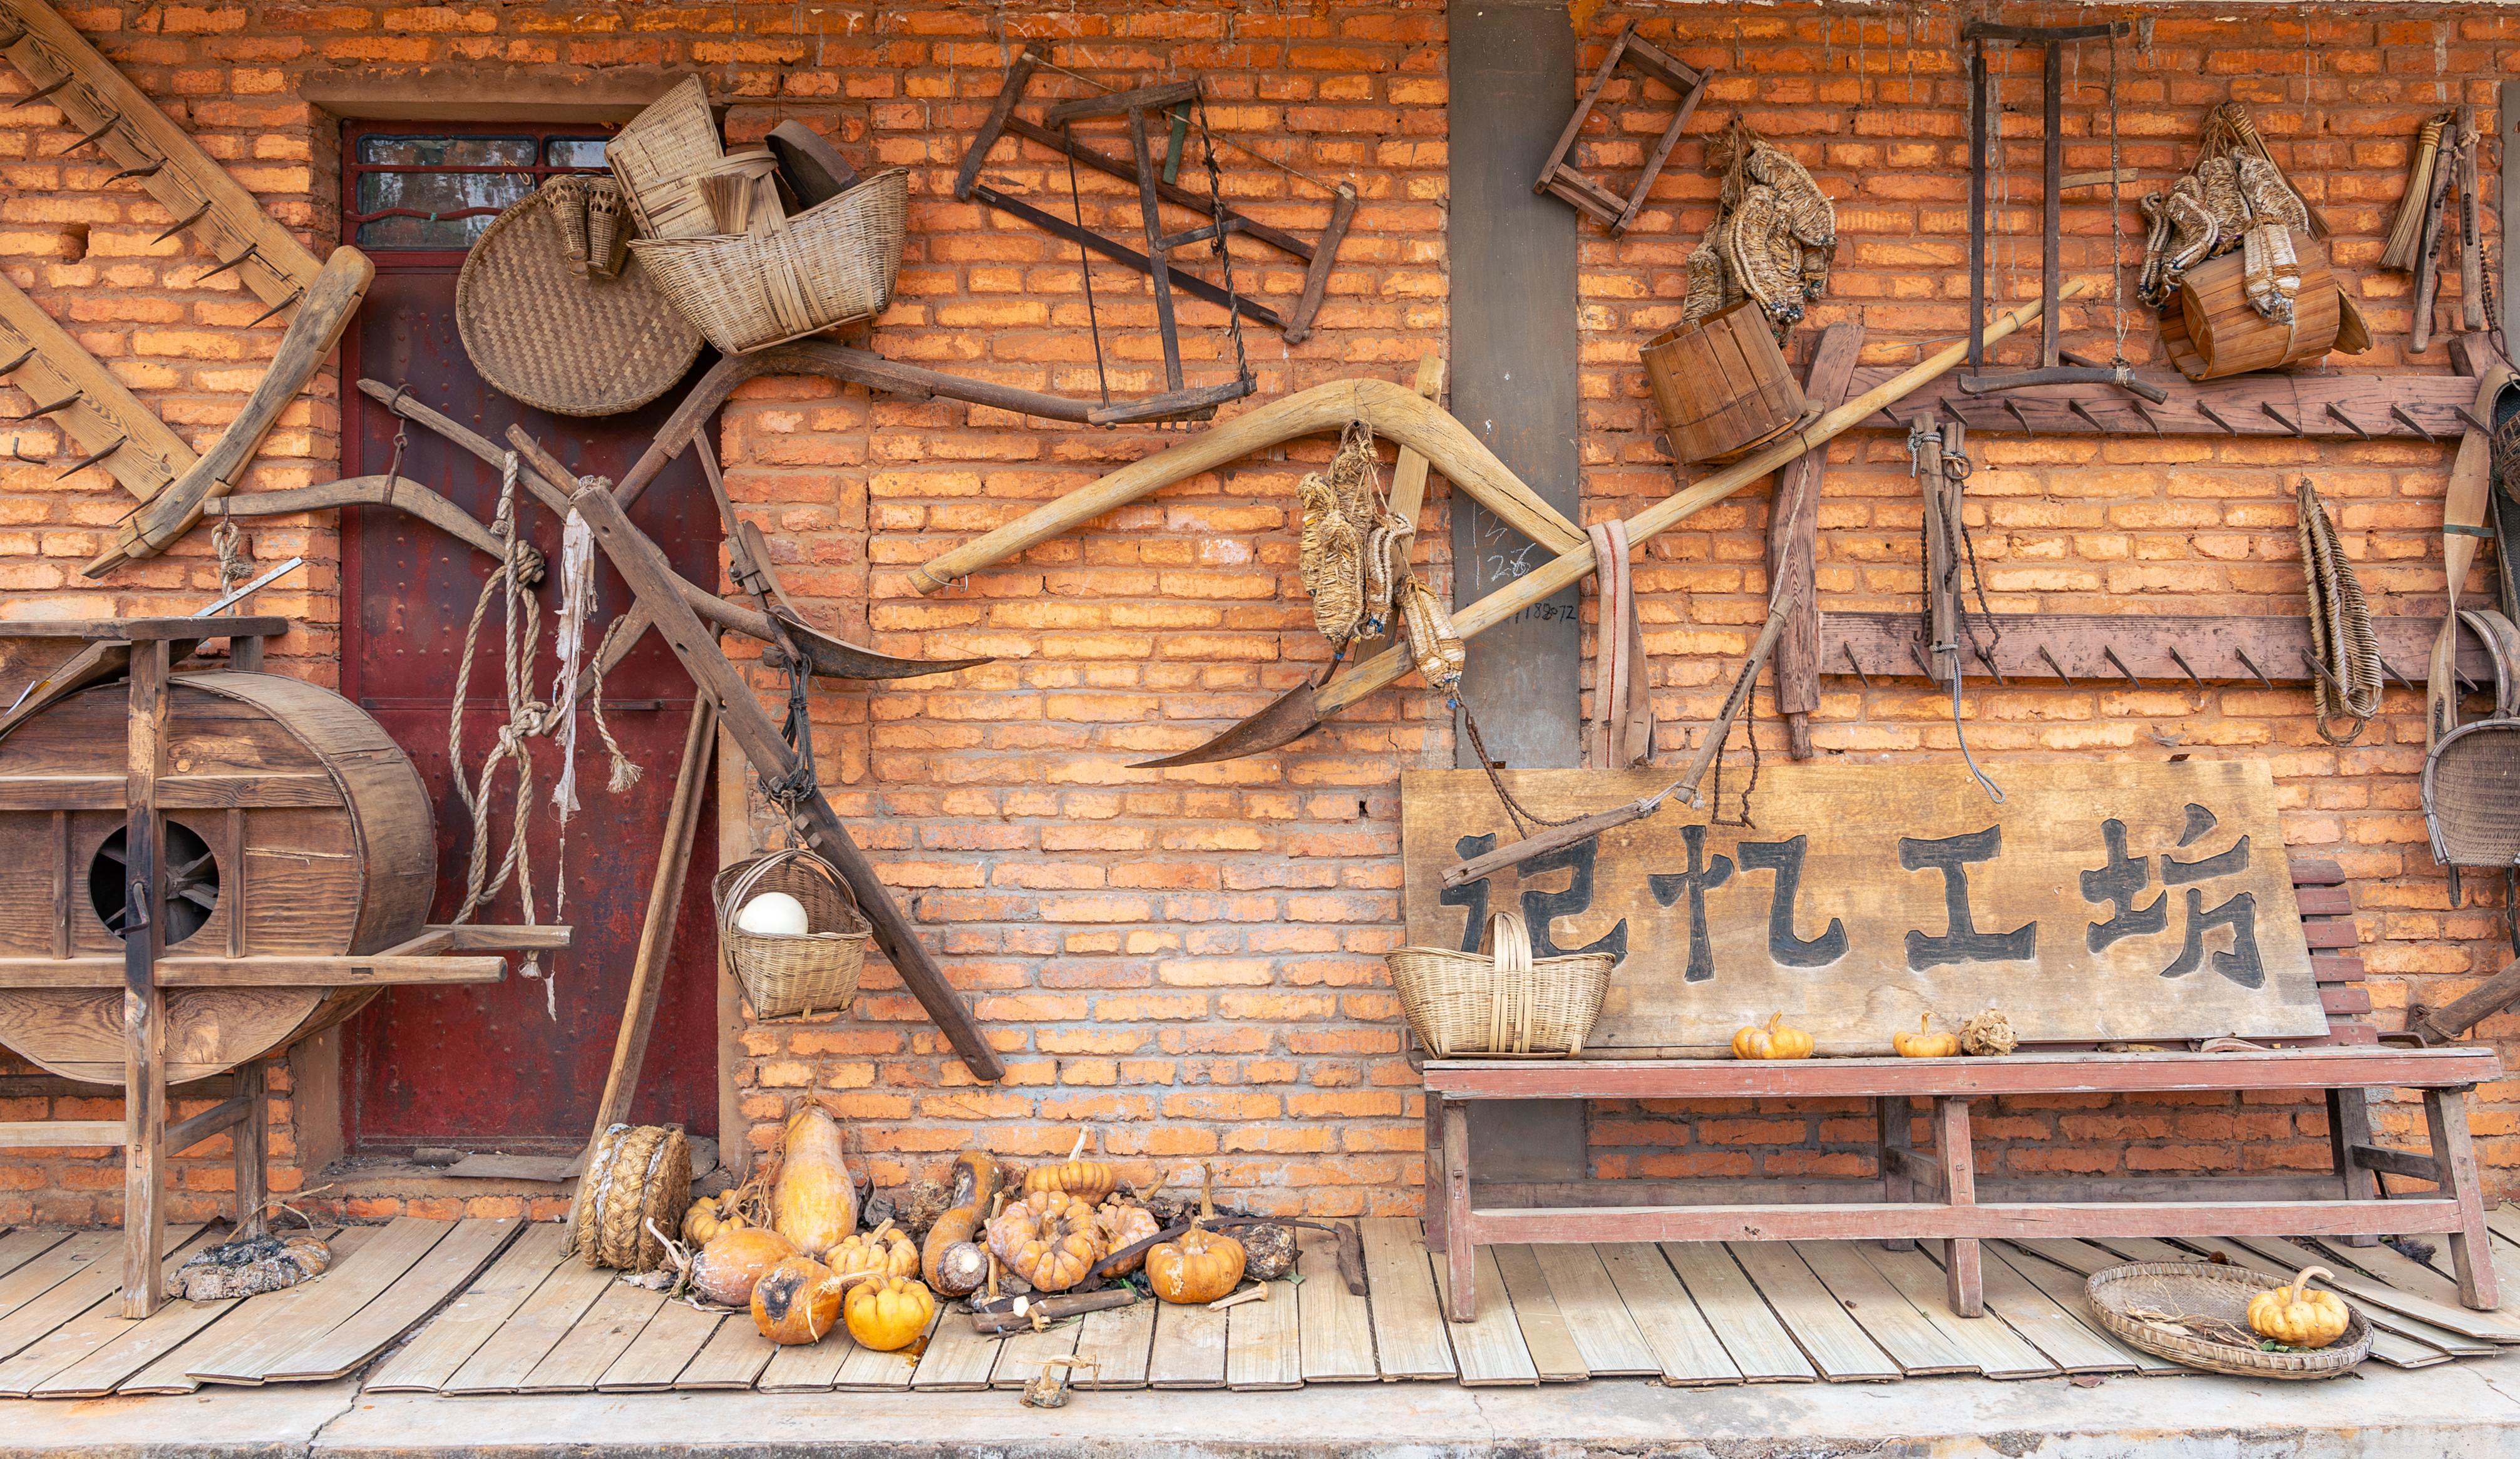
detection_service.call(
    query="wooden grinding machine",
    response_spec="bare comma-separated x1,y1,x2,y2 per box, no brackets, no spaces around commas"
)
0,617,564,1316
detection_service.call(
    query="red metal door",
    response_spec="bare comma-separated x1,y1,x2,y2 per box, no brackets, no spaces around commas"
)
337,126,721,1151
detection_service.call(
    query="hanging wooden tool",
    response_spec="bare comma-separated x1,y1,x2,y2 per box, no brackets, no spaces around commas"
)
2410,105,2484,356
2429,361,2516,748
1767,322,1864,759
957,46,1356,350
0,277,194,501
1532,20,1716,236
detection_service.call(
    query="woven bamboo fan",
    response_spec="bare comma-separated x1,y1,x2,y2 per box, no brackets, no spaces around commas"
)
455,182,705,417
2085,1261,2370,1378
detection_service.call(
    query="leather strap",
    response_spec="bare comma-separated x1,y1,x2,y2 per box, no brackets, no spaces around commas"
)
1585,521,1656,769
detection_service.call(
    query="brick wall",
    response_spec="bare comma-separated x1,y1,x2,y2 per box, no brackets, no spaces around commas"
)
0,1,2511,1227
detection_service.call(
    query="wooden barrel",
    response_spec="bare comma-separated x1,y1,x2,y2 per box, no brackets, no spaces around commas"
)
2157,235,2340,381
0,672,434,1084
1641,300,1808,464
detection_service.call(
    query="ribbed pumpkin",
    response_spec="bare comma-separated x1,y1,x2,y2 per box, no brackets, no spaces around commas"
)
691,1226,796,1308
750,1254,846,1344
828,1219,920,1282
1095,1199,1162,1276
986,1189,1104,1293
920,1150,997,1290
1146,1164,1246,1304
681,1189,750,1246
1022,1129,1120,1206
772,1103,857,1259
844,1275,937,1351
1731,1013,1814,1059
2247,1266,2352,1349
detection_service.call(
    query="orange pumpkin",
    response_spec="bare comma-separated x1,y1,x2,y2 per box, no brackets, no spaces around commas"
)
828,1219,920,1282
985,1189,1104,1293
920,1150,997,1290
1146,1164,1246,1304
1095,1200,1162,1276
690,1226,796,1308
681,1187,752,1247
844,1275,938,1351
1022,1129,1120,1206
750,1254,846,1344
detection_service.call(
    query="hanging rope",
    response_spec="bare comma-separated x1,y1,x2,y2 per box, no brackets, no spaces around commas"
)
2297,479,2382,744
446,452,548,1002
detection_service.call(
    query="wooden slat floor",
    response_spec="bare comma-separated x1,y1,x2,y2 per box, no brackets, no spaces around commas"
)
346,1215,2519,1397
0,1212,2502,1398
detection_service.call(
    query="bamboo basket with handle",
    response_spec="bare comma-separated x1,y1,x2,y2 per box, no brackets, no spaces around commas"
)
1387,911,1612,1058
713,847,871,1018
632,168,908,354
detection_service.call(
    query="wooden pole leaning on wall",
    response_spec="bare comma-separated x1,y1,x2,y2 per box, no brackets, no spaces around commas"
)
1767,322,1864,758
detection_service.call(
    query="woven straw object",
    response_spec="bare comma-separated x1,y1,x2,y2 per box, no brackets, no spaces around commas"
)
455,182,704,417
1387,911,1613,1058
1684,120,1836,330
632,168,909,354
570,1123,692,1272
2086,1261,2371,1378
606,76,724,242
1297,423,1387,648
714,847,871,1019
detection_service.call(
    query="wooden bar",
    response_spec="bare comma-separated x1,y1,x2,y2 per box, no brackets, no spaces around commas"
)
1771,322,1864,756
1461,1197,2473,1246
1936,1098,1982,1316
121,636,168,1320
2424,1086,2500,1309
0,954,511,988
1838,366,2476,438
1424,1047,2499,1100
1440,1098,1473,1318
1826,612,2487,687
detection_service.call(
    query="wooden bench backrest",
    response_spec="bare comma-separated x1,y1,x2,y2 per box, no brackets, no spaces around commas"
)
2291,856,2375,1047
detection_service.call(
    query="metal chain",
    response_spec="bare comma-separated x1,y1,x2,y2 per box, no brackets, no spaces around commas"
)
1062,130,1111,409
1194,85,1252,392
1459,700,1582,837
1705,673,1761,829
2107,27,2129,366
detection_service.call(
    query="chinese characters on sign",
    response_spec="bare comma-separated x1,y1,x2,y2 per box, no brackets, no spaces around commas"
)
1401,763,2323,1054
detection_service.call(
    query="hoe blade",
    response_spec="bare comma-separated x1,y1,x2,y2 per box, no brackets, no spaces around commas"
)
1132,678,1327,767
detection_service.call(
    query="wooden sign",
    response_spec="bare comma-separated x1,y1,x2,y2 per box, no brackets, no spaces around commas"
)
1401,761,2325,1055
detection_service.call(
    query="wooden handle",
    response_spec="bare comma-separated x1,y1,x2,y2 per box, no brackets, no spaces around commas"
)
1677,593,1800,806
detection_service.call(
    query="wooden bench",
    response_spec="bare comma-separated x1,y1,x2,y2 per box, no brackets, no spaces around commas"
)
1418,858,2509,1321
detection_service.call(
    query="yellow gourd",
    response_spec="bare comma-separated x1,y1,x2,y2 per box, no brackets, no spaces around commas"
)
750,1254,847,1344
1731,1013,1814,1060
845,1274,938,1351
1022,1129,1121,1206
1891,1015,1960,1058
920,1150,997,1291
2247,1266,2352,1349
771,1103,856,1259
1146,1164,1246,1304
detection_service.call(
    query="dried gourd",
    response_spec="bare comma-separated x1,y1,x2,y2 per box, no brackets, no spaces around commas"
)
828,1219,920,1282
986,1189,1104,1294
1095,1199,1162,1276
751,1253,846,1344
1891,1015,1960,1059
1240,1222,1298,1282
1146,1164,1246,1304
1958,1008,2018,1057
1731,1013,1814,1060
691,1226,796,1308
1023,1129,1120,1206
844,1274,938,1351
932,1240,989,1296
920,1150,997,1289
2247,1266,2352,1349
772,1103,857,1259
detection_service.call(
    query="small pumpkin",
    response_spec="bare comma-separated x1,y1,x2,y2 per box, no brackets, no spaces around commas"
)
1731,1012,1815,1060
1022,1129,1121,1206
772,1103,858,1259
1146,1164,1246,1305
827,1218,920,1282
689,1226,796,1308
751,1254,847,1344
681,1189,749,1246
844,1274,938,1351
986,1189,1104,1293
932,1240,990,1296
1958,1008,2019,1057
1095,1199,1162,1276
1891,1014,1960,1059
920,1150,997,1290
2247,1266,2352,1349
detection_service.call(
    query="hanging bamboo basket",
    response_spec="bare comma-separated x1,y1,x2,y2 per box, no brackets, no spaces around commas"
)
1641,300,1810,464
713,847,871,1019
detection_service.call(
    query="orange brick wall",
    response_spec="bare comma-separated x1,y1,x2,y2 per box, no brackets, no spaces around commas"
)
0,1,2511,1227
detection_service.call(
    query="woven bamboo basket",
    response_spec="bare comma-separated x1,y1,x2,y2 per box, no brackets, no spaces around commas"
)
631,168,909,354
714,847,871,1019
2086,1261,2370,1378
607,75,724,242
1641,300,1809,464
1387,911,1613,1058
569,1123,692,1272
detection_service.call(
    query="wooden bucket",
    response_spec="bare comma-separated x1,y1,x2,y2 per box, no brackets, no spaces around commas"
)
2157,235,2340,381
1642,300,1808,464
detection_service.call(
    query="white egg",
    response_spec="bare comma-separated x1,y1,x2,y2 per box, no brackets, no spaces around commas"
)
736,891,810,936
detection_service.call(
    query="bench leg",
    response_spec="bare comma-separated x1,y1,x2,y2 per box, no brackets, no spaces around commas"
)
1422,1092,1447,1253
1440,1099,1476,1322
1877,1095,1917,1252
2325,1085,2380,1247
1935,1095,1983,1317
2422,1087,2501,1310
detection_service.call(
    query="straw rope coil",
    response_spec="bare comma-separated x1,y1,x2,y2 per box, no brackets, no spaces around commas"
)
570,1123,692,1272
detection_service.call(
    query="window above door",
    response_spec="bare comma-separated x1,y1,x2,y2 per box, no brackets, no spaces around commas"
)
344,126,613,252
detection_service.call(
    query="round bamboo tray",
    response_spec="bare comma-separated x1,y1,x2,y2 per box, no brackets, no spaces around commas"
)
2156,237,2340,381
2085,1261,2371,1378
455,182,706,417
1642,300,1809,464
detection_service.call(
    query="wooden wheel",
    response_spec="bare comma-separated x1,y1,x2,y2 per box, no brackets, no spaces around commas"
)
0,672,433,1083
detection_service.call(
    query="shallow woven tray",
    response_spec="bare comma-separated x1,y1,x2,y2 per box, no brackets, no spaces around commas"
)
455,182,705,417
2085,1261,2371,1379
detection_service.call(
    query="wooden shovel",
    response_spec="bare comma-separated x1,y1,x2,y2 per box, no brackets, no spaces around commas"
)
2427,360,2514,747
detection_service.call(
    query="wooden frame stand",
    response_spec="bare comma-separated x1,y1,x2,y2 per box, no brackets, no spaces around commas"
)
1532,21,1714,236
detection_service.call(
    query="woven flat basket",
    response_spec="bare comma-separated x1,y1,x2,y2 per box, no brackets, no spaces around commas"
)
714,847,871,1020
455,181,704,416
1387,911,1613,1058
2086,1261,2371,1379
630,168,908,354
569,1123,692,1272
